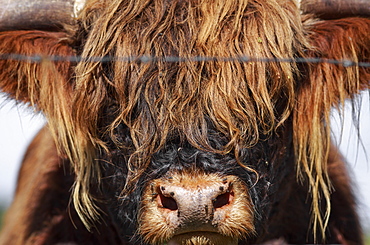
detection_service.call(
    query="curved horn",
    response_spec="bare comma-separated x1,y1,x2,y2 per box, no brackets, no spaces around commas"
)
0,0,85,31
301,0,370,19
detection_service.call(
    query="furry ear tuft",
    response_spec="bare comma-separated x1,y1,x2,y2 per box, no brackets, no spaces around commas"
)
0,30,75,108
305,17,370,95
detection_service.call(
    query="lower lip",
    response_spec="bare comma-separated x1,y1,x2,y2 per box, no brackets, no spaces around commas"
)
167,232,238,245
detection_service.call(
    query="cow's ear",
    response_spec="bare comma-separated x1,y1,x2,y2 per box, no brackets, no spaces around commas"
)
0,30,75,110
0,0,79,110
304,17,370,99
301,0,370,98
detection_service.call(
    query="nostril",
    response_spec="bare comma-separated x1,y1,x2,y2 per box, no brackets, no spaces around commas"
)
158,190,178,211
213,191,233,209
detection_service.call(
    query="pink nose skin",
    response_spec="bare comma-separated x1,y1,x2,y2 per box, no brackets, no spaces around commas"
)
139,172,255,245
157,178,233,232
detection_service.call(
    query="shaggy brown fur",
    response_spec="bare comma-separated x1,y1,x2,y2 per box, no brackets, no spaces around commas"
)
69,0,308,228
295,17,370,233
0,0,369,243
0,30,74,104
0,30,76,174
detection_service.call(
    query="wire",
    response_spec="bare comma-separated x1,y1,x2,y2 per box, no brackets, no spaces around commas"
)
0,53,369,68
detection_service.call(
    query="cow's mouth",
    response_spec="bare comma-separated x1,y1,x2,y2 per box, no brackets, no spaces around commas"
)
167,232,238,245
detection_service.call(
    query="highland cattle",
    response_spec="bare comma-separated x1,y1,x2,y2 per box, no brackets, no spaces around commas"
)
0,0,370,244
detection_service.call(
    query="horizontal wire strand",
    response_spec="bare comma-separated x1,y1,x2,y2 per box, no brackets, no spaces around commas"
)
0,53,370,67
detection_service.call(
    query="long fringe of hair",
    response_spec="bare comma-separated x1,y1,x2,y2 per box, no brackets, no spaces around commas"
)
296,16,370,238
50,0,369,241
